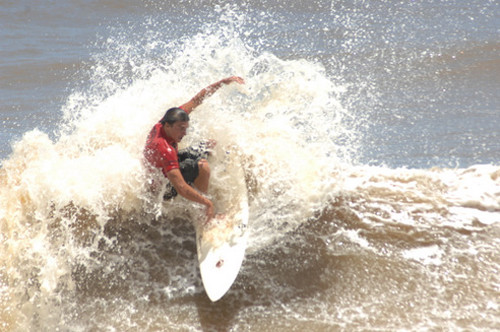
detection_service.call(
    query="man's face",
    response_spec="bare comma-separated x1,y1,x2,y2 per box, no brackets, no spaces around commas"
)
165,121,189,143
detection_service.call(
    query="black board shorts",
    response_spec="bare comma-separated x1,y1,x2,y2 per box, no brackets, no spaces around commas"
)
163,143,209,200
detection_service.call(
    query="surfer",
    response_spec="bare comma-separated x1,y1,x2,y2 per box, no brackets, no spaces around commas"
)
144,76,245,221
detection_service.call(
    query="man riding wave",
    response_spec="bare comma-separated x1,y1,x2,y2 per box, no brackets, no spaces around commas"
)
143,76,245,221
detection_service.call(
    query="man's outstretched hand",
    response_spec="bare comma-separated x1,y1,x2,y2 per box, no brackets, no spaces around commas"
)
205,200,215,224
221,76,245,85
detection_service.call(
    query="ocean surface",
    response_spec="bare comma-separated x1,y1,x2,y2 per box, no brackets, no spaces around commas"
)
1,0,499,331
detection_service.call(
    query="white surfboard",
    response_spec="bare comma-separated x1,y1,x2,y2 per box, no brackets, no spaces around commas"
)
195,150,249,302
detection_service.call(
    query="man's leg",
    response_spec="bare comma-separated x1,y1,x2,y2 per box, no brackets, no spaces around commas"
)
193,159,210,193
178,142,211,193
164,147,205,200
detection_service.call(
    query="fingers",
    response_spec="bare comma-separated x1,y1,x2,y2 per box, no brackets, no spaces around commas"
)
223,76,245,85
205,201,215,224
234,76,245,84
232,76,245,84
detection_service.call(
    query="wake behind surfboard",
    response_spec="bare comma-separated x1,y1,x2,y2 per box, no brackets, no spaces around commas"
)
194,147,249,301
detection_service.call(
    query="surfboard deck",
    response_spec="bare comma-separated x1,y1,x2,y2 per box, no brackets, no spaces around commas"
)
194,149,249,302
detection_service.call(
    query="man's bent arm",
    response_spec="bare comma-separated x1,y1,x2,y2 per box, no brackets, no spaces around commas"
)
180,76,245,114
166,168,214,220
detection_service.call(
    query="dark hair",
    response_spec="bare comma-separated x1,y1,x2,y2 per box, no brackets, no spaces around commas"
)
160,107,190,125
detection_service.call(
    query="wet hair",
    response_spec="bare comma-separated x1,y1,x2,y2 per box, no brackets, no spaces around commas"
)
160,107,190,125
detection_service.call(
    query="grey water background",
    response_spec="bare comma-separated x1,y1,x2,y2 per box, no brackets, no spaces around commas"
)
1,0,498,168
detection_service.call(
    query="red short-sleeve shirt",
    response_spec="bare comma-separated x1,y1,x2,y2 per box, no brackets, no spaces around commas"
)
144,122,179,177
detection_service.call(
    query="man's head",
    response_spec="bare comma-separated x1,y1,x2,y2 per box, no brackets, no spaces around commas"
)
160,107,190,125
161,107,190,143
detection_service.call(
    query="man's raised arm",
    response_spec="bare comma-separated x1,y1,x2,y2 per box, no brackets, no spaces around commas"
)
180,76,245,114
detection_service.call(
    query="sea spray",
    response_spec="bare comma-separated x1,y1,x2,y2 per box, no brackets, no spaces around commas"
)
1,13,352,330
3,2,497,330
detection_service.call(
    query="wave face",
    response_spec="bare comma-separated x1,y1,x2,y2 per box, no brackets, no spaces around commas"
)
1,1,499,331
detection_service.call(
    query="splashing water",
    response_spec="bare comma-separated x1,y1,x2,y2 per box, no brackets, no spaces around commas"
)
1,12,354,329
1,3,499,331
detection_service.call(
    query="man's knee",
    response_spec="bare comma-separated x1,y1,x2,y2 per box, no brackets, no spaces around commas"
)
198,159,210,177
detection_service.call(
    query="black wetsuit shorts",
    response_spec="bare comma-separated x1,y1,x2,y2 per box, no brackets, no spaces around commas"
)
163,144,209,200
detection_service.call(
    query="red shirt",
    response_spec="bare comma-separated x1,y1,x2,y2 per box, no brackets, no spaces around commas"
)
144,122,179,177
